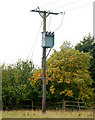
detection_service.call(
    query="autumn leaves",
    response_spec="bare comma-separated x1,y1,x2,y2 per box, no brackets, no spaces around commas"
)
29,46,94,103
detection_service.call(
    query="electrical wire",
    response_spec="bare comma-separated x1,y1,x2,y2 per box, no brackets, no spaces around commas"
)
39,0,94,13
27,0,93,63
39,0,64,9
48,14,52,31
64,1,93,12
53,12,65,32
48,12,65,32
39,0,91,33
46,48,52,59
52,0,81,11
26,20,43,61
30,22,42,61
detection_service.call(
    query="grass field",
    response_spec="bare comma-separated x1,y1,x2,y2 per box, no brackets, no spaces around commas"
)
2,109,93,118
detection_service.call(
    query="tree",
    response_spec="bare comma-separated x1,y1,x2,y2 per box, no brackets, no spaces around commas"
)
75,34,94,52
75,34,95,88
2,60,35,109
29,46,94,104
90,43,95,82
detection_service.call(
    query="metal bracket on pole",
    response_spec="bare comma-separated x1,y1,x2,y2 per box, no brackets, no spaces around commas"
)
30,10,59,15
38,77,50,79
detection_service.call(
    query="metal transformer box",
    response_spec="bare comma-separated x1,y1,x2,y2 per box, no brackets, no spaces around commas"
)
42,32,54,48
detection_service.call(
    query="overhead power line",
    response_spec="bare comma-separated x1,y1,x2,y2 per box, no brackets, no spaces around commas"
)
48,14,52,31
53,12,65,32
48,12,65,32
26,20,43,61
52,0,81,11
39,0,94,13
65,1,93,12
27,1,93,62
39,0,64,8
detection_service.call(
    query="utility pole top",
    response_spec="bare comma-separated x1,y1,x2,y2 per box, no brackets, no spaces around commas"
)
30,9,59,15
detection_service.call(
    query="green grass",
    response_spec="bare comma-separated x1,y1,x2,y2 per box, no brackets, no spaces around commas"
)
2,109,93,118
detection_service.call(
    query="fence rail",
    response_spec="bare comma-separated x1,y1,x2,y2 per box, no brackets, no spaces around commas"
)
3,100,93,110
31,100,93,110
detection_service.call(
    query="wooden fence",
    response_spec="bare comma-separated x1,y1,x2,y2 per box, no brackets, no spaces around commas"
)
3,100,93,110
61,100,88,111
32,100,92,111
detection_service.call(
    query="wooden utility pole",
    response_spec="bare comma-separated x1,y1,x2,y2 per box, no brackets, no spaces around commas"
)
30,9,59,113
42,12,46,113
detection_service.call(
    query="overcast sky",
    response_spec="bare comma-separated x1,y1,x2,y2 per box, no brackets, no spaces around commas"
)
0,0,94,67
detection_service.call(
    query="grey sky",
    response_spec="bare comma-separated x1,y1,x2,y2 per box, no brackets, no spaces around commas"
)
0,0,94,67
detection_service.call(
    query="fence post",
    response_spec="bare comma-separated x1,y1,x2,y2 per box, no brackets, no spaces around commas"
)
2,102,3,110
85,102,87,110
32,101,33,110
62,99,66,111
78,101,80,110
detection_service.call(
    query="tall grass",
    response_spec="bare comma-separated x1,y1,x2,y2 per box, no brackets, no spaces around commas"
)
2,109,93,118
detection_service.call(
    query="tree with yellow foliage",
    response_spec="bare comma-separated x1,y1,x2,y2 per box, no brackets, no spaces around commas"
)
29,46,94,103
